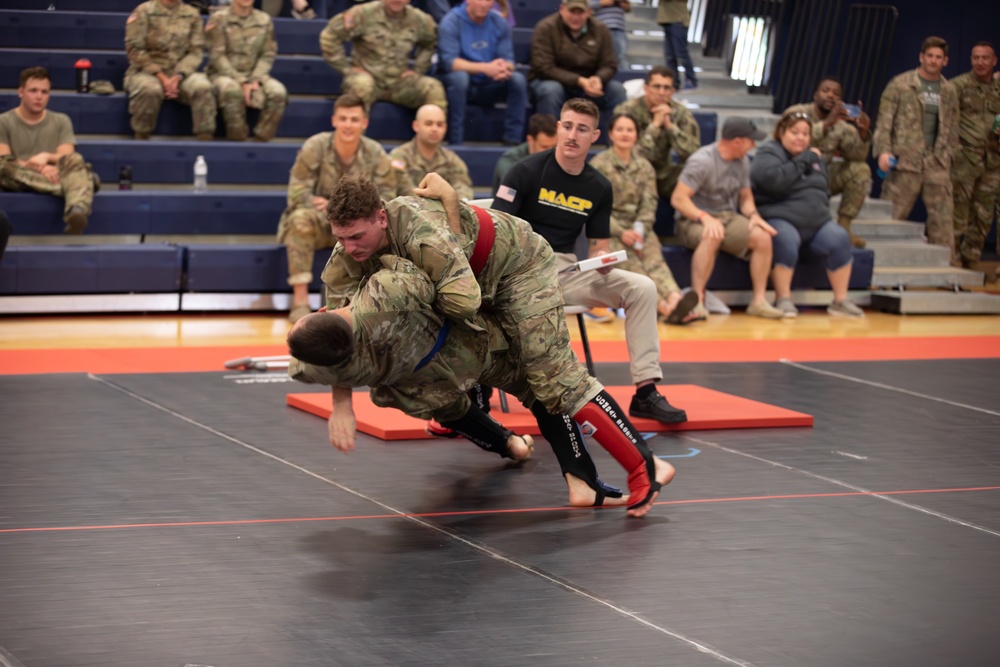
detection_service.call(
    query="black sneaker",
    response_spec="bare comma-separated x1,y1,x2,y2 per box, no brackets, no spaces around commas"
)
629,392,688,423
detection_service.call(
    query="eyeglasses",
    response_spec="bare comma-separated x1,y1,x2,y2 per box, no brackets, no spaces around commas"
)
648,84,676,91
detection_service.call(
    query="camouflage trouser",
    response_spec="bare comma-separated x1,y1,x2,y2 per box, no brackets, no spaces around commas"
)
610,227,681,301
0,152,95,218
342,71,447,111
829,159,871,221
880,156,955,259
951,151,1000,263
125,71,217,136
655,164,682,202
212,75,288,141
277,206,335,285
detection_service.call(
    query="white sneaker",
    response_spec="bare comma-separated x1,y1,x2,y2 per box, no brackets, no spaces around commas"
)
827,300,865,318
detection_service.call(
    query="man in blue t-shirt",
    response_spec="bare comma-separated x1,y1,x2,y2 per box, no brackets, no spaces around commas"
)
437,0,527,145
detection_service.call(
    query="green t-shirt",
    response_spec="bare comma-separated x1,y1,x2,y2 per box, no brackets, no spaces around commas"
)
918,75,941,149
0,109,76,160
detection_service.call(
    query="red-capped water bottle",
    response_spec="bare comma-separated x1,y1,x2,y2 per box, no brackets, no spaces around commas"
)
75,58,92,93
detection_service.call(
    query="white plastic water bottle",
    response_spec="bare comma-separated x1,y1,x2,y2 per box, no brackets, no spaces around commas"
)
193,155,208,193
632,221,645,251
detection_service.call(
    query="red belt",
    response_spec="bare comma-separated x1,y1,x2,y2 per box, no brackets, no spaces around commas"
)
468,205,495,277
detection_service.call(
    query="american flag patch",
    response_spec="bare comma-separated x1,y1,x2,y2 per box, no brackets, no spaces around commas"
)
496,185,516,202
390,159,406,170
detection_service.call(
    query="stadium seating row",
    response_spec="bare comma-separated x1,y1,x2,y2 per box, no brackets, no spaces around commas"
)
0,243,876,296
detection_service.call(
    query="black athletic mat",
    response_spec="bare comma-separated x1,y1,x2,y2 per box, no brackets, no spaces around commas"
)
1,360,998,667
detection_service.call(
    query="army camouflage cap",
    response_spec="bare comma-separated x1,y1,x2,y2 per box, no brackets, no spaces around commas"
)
89,80,115,95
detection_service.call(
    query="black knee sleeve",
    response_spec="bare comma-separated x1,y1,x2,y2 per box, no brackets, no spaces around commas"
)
440,403,515,459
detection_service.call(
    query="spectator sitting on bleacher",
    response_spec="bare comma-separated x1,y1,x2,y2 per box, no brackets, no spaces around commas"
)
492,112,558,195
614,66,700,201
125,0,218,140
206,0,288,142
320,0,447,113
437,0,527,146
528,0,626,119
589,0,630,72
278,94,413,323
389,104,474,200
590,113,698,324
749,111,864,319
785,77,872,248
0,67,97,235
670,116,784,320
423,0,461,22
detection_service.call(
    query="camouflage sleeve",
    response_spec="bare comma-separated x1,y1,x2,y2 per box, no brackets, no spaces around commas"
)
872,80,899,158
836,124,870,163
448,155,474,201
124,7,161,75
206,16,245,83
635,159,658,227
375,151,416,198
636,123,661,164
322,247,359,309
412,12,437,75
175,14,206,77
588,153,626,237
287,135,325,208
668,107,701,160
251,18,278,81
320,11,353,73
944,84,961,161
400,207,482,321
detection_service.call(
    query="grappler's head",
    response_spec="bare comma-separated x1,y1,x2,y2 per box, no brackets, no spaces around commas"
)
326,176,390,263
287,312,355,367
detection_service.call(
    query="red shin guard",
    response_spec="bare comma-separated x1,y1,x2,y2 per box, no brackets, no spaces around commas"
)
573,391,659,510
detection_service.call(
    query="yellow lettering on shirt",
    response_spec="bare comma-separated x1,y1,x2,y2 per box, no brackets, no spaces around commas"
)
538,188,593,213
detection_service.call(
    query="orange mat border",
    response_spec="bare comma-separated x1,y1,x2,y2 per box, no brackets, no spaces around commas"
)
0,336,997,376
286,384,814,441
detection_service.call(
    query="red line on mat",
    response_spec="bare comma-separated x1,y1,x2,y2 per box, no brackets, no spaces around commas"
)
3,485,999,534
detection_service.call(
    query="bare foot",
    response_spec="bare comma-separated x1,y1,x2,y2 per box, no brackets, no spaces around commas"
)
625,457,675,518
565,474,630,507
506,433,534,462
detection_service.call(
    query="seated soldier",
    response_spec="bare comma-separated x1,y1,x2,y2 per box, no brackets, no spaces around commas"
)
319,173,674,517
0,67,97,234
389,104,474,200
124,0,217,140
206,0,289,142
289,258,641,509
320,0,446,112
492,113,558,195
277,94,412,323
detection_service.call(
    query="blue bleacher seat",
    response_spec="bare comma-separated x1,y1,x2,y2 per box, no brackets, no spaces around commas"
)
185,244,328,293
0,244,183,295
661,246,875,291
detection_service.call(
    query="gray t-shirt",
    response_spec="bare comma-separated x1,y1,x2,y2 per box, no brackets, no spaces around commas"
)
677,142,750,214
0,109,76,159
918,75,940,149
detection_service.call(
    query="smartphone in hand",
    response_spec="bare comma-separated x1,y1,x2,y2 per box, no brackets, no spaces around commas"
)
843,103,861,119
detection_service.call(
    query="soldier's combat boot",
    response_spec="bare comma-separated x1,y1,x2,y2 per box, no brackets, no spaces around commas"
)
63,205,88,234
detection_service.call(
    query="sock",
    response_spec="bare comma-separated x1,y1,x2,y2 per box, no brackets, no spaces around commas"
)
635,383,657,401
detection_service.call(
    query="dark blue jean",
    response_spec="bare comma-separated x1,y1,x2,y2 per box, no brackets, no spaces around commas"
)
444,70,528,145
662,22,696,84
529,79,628,119
770,218,853,270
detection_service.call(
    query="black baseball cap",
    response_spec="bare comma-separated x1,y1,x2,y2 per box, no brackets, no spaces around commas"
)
721,116,767,141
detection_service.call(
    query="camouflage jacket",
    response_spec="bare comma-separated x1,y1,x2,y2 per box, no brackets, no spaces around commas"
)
613,96,700,183
589,148,658,237
125,0,205,78
319,0,438,80
205,7,278,83
286,133,411,210
873,68,960,172
951,71,1000,170
322,196,554,328
388,140,474,201
784,102,871,164
290,256,491,419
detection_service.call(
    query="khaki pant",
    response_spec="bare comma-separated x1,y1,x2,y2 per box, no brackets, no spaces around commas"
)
951,150,1000,264
125,71,217,136
277,206,335,285
674,210,752,259
0,152,95,219
881,155,954,259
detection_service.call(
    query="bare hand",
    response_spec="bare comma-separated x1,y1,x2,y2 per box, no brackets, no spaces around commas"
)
823,102,844,132
594,249,614,275
621,229,643,248
650,104,673,129
242,81,260,107
486,59,511,81
700,213,725,241
810,147,823,158
312,195,329,210
853,101,871,132
413,171,458,203
26,154,49,168
400,69,417,80
161,74,180,99
748,214,777,236
619,0,631,11
877,152,894,173
580,76,603,98
350,66,370,76
40,164,60,184
328,409,356,453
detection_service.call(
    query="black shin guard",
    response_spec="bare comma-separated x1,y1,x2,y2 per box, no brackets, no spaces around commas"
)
529,401,623,503
440,403,515,459
468,384,493,414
